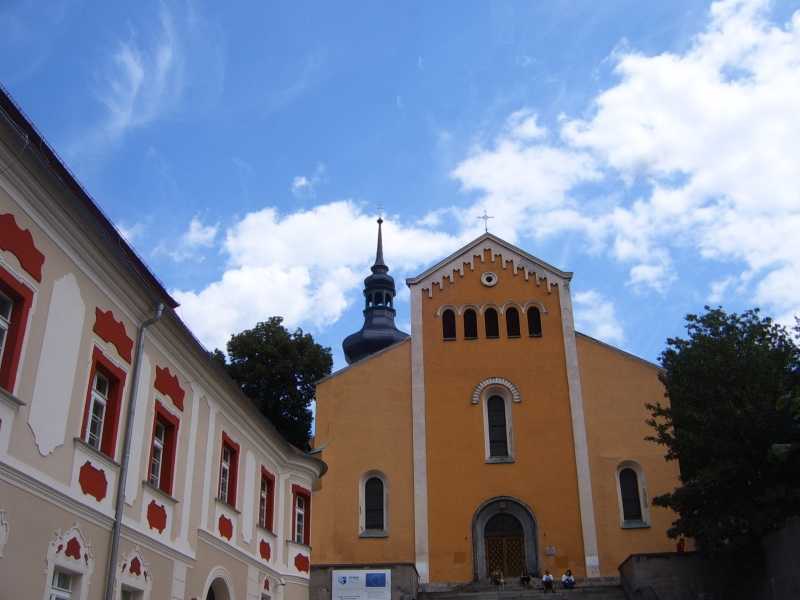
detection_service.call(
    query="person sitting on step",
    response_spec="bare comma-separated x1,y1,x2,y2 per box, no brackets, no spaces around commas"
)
561,569,576,590
541,570,555,593
519,572,531,588
490,569,504,587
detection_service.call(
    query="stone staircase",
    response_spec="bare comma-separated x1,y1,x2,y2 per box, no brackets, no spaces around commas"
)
418,580,626,600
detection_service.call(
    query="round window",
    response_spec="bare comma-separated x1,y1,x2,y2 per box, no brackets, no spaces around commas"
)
481,271,498,287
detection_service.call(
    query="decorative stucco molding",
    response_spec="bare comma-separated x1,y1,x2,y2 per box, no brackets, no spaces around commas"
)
44,524,95,600
93,308,133,363
471,377,521,404
116,548,152,600
0,212,45,281
154,365,185,411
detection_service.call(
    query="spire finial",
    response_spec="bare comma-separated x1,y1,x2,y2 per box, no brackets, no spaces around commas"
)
374,217,386,267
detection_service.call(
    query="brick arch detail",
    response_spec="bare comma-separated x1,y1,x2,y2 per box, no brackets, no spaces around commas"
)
471,377,521,405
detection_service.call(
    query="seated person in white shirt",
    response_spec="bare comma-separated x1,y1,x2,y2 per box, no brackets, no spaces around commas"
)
561,569,576,589
541,570,555,592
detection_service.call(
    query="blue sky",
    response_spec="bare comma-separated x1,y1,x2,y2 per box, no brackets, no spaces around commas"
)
2,0,799,370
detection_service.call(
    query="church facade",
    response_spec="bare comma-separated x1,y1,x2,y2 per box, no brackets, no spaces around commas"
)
311,222,680,588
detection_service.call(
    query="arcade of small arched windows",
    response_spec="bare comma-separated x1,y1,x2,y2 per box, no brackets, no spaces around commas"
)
365,291,394,309
438,303,544,341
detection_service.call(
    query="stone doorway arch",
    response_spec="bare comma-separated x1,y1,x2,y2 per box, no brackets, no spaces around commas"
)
206,578,231,600
472,496,538,581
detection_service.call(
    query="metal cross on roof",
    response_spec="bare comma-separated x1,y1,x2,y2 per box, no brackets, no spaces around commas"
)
477,209,494,233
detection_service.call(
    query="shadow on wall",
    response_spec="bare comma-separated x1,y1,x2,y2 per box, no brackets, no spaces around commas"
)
619,518,800,600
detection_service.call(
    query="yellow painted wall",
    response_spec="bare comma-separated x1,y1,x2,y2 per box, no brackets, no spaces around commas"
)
421,249,585,582
577,334,681,575
312,340,415,564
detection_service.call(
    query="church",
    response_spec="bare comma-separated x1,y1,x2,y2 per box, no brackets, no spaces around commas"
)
310,219,680,592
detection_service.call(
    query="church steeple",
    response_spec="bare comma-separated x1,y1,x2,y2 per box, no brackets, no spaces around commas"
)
342,218,409,364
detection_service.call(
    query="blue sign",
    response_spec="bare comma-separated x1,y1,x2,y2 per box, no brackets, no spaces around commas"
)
365,573,387,588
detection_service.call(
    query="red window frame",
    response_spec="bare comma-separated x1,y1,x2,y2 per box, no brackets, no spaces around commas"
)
0,263,34,393
291,484,312,546
147,400,180,495
259,467,276,531
219,432,240,507
80,347,126,459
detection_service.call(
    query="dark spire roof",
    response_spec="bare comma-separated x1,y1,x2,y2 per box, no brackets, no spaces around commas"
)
342,218,409,365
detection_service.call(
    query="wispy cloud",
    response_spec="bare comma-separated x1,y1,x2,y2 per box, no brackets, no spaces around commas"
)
573,290,625,345
291,163,326,199
155,216,219,263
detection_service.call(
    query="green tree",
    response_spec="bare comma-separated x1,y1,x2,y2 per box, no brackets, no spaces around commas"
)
647,307,800,557
219,317,332,450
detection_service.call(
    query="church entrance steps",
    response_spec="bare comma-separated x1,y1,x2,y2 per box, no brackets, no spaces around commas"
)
418,580,625,600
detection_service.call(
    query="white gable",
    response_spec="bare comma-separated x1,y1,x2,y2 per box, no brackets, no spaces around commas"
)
405,233,572,298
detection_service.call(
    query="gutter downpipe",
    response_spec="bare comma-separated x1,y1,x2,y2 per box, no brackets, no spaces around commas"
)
103,303,165,600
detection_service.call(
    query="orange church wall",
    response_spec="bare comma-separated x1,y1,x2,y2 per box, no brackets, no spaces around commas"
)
312,340,415,565
420,249,586,582
577,333,682,575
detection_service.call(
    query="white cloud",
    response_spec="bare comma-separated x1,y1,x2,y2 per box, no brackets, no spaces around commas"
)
573,290,625,345
174,201,462,351
708,276,735,304
291,163,326,199
451,0,800,322
116,221,145,243
155,216,218,263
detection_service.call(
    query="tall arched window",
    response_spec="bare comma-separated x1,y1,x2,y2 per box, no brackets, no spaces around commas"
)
442,309,456,340
485,308,499,339
619,468,642,521
487,395,509,458
527,307,542,337
364,477,384,531
505,307,521,337
464,309,478,339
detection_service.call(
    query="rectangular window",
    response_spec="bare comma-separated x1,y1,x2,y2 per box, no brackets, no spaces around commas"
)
0,264,34,393
295,495,305,543
80,348,126,459
50,569,73,600
292,484,311,545
148,400,179,495
218,433,240,506
259,468,275,530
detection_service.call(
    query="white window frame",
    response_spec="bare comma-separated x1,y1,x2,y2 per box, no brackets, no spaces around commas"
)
50,569,73,600
148,420,167,488
259,475,271,529
44,526,94,600
358,470,389,537
615,460,650,528
480,384,515,463
294,494,306,544
0,289,12,367
218,445,232,502
86,371,110,451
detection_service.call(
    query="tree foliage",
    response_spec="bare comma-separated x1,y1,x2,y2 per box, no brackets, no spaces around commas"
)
648,307,800,557
219,317,332,451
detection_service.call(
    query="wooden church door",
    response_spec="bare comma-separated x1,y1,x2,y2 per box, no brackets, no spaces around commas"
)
484,513,525,577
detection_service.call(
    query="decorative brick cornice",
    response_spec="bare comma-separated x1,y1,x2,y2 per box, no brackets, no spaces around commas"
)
471,377,521,405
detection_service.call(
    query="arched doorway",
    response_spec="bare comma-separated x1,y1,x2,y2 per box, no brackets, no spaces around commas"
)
206,577,232,600
472,497,538,580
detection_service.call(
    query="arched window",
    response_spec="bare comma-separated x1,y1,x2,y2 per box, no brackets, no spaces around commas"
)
487,395,509,458
464,309,478,339
485,308,499,339
360,472,388,536
527,307,542,337
442,309,456,340
619,468,643,522
364,477,384,531
505,307,521,337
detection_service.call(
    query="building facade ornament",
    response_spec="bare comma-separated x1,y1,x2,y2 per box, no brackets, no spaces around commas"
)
471,377,521,405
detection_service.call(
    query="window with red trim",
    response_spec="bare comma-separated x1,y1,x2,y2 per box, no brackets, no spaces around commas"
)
259,467,275,531
0,263,33,393
291,484,311,545
80,348,126,459
217,432,240,507
148,400,180,495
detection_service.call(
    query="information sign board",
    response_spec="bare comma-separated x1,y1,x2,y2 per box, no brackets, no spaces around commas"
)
332,569,391,600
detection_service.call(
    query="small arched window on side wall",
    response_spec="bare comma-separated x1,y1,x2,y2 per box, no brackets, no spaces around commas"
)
464,309,478,339
506,307,521,338
485,308,499,339
442,309,456,340
617,462,649,528
360,472,388,536
527,307,542,337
